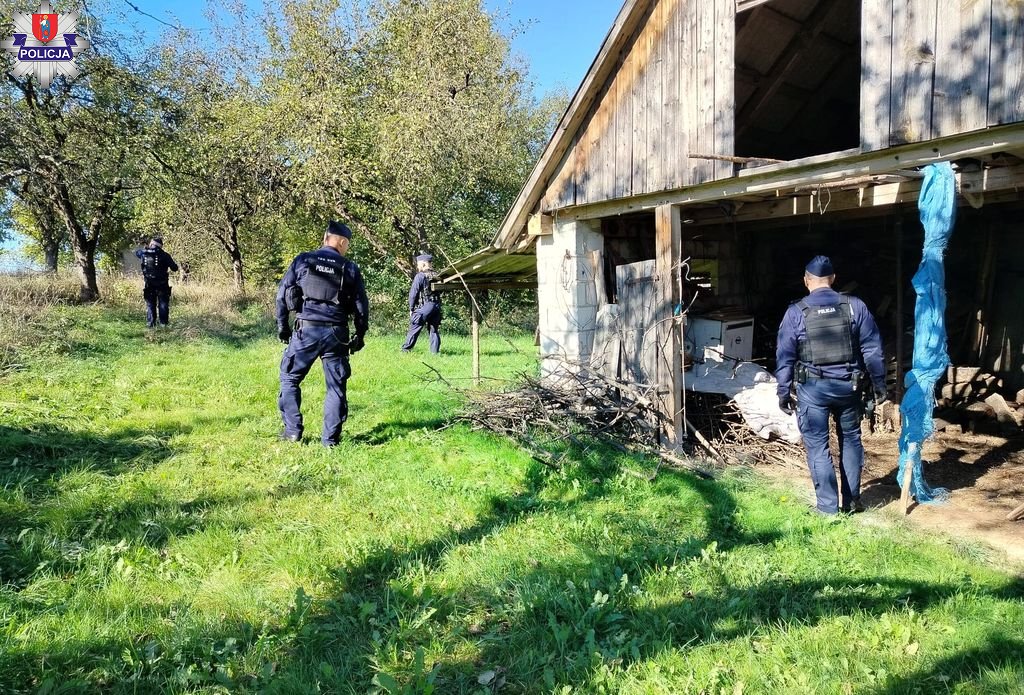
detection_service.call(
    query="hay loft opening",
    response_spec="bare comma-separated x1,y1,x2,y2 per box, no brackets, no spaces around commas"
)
735,0,861,161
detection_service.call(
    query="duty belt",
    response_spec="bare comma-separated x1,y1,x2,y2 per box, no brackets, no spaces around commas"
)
296,318,341,327
801,364,867,390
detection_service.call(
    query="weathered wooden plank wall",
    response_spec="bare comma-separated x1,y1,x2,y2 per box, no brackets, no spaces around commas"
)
990,0,1024,125
540,0,734,213
861,0,894,150
863,0,1024,150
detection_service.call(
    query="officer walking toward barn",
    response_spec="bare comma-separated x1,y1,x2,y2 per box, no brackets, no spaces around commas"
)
401,253,442,354
135,236,179,328
775,255,887,515
275,221,370,447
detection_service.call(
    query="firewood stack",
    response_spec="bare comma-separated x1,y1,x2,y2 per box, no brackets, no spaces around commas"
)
937,366,1024,434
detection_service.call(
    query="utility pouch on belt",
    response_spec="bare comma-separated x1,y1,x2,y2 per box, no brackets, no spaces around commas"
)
285,284,304,313
796,363,808,384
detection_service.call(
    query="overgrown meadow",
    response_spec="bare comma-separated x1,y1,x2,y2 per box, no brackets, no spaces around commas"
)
0,276,1021,694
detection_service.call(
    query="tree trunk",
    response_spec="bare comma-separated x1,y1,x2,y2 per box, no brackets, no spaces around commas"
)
42,238,59,272
73,242,99,301
221,218,245,289
231,249,244,289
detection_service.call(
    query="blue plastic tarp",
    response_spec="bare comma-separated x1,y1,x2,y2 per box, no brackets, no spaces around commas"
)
897,161,955,504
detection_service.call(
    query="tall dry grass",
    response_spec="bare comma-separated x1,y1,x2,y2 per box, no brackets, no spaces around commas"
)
0,272,274,371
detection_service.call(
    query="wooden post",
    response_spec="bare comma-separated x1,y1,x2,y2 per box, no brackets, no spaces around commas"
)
900,458,914,515
974,222,998,366
471,300,481,387
895,217,905,402
656,204,684,447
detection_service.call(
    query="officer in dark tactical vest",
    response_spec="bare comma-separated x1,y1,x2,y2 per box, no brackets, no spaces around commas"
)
135,236,179,328
776,256,887,515
275,221,369,447
401,254,442,354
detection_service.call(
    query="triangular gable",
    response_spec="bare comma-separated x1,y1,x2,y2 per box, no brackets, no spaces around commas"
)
494,0,735,250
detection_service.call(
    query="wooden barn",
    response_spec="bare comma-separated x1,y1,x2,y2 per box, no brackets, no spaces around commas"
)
438,0,1024,445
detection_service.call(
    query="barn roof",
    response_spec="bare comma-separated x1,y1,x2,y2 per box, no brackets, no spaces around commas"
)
439,0,1024,285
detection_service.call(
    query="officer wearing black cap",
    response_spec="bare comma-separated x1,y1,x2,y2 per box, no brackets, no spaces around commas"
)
275,221,370,447
776,255,886,515
401,253,441,354
135,236,179,328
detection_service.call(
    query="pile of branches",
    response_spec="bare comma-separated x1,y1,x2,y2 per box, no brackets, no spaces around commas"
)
686,392,803,468
447,363,717,479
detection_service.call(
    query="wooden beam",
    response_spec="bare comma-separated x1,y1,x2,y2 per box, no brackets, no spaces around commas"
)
655,204,683,447
554,123,1024,223
736,0,838,129
527,213,554,237
736,0,773,14
678,163,1024,227
435,281,536,291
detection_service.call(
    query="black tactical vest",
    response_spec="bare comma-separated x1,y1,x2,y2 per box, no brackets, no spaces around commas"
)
140,249,162,282
797,297,856,366
299,254,346,305
415,272,439,309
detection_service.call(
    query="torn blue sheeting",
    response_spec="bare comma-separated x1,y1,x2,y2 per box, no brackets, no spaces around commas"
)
897,161,955,504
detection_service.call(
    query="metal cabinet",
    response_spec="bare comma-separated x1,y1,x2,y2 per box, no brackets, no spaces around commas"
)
685,310,755,362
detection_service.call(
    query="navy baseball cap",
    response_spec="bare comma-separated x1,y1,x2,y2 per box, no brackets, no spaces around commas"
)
416,254,433,263
805,255,834,277
326,221,352,239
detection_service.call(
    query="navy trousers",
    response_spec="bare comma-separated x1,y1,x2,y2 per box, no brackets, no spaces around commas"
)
278,322,351,446
144,284,171,327
795,377,864,514
402,302,441,353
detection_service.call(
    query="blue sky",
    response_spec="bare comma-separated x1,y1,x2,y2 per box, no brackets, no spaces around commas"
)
112,0,625,98
2,0,623,268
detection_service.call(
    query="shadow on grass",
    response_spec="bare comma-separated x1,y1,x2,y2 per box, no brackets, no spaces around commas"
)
0,424,181,484
347,417,449,446
0,420,254,590
254,444,1024,693
2,435,1021,692
875,632,1024,694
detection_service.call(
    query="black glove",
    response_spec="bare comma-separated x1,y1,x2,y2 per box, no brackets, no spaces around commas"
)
779,395,795,415
277,321,292,343
874,387,888,405
349,334,365,353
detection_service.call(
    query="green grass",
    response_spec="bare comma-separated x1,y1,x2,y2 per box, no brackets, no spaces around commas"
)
0,286,1022,694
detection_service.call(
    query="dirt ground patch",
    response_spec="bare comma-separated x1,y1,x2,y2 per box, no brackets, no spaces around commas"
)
760,429,1024,568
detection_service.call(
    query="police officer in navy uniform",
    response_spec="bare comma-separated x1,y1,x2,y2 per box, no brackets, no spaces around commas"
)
776,255,887,515
135,236,179,328
275,221,369,447
401,253,441,354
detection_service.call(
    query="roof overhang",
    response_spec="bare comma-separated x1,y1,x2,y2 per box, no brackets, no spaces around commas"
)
435,247,537,291
553,122,1024,223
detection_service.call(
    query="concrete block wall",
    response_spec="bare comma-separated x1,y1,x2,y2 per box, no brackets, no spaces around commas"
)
536,219,603,379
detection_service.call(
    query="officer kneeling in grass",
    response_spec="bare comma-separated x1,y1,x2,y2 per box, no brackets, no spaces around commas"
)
775,255,887,516
275,221,369,447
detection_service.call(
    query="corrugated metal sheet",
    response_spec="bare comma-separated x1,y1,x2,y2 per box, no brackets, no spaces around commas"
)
435,247,537,287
